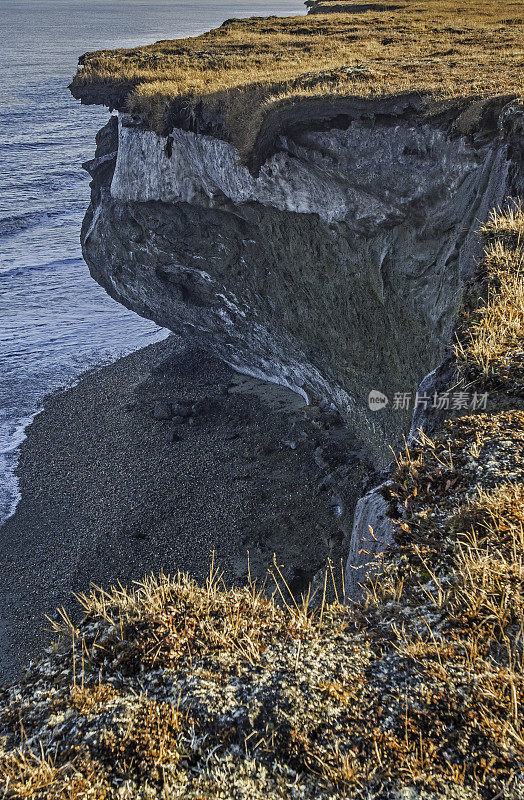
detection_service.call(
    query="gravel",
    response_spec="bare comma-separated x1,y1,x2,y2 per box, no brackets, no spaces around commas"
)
0,336,352,684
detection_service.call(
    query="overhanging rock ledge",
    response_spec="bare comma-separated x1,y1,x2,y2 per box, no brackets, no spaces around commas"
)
81,96,524,586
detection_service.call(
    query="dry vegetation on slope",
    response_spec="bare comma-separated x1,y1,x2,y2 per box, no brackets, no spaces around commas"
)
1,206,523,798
70,0,524,155
456,201,524,391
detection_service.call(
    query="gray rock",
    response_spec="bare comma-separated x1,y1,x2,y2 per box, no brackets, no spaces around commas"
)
409,355,458,442
152,401,172,420
393,788,420,800
194,398,215,415
344,483,395,602
172,402,192,418
280,566,308,597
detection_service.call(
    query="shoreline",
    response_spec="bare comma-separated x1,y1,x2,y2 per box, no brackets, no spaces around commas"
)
0,328,169,526
0,336,369,683
0,411,39,523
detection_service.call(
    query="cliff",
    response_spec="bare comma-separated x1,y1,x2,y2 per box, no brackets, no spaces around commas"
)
0,0,523,797
72,0,523,468
74,0,524,601
75,91,523,602
83,96,522,461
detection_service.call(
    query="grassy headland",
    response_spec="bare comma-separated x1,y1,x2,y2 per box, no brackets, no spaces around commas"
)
70,0,524,157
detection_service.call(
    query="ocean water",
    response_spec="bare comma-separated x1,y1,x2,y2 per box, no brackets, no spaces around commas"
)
0,0,303,523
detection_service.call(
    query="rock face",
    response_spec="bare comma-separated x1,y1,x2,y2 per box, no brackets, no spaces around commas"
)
344,483,395,601
82,97,522,462
80,96,523,593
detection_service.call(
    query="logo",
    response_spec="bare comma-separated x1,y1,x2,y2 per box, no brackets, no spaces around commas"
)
368,390,389,411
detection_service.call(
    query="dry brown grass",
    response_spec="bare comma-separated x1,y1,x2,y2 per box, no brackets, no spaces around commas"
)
70,0,524,152
69,684,117,714
1,495,524,798
377,408,524,788
456,203,524,389
482,200,524,247
0,747,109,799
68,560,317,674
451,482,524,536
97,695,185,783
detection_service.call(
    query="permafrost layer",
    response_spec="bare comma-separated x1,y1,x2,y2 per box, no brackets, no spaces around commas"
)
112,114,490,227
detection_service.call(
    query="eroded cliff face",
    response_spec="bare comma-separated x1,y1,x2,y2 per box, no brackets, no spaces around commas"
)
82,96,523,464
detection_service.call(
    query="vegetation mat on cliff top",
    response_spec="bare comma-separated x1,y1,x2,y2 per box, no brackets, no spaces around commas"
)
70,0,524,155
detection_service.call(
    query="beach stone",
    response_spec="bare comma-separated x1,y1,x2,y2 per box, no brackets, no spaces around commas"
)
152,401,172,420
172,402,191,417
193,398,215,415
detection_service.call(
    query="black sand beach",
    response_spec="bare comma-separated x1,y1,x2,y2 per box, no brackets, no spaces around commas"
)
0,337,369,683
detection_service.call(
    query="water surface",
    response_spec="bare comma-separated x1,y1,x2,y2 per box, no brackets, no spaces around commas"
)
0,0,303,521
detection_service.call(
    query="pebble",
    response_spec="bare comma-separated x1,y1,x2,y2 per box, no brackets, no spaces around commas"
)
153,401,173,420
172,402,192,418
